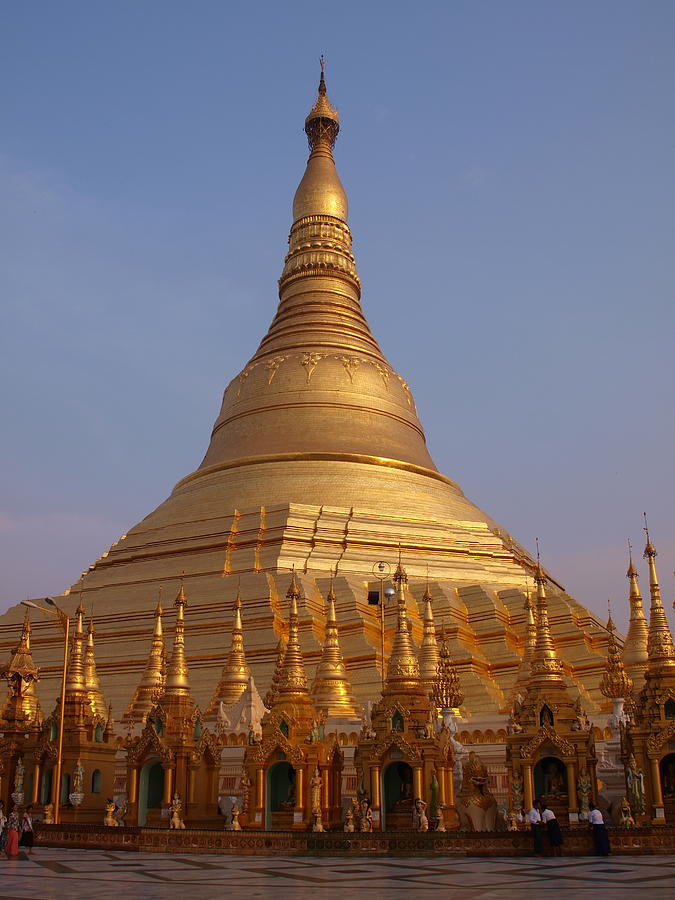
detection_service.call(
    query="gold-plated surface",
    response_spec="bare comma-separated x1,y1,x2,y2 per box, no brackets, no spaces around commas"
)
623,551,649,683
310,579,361,719
600,611,633,700
123,596,165,726
643,530,675,669
84,618,108,720
432,625,464,710
0,610,41,726
417,584,440,692
384,559,423,694
163,586,191,697
205,588,251,717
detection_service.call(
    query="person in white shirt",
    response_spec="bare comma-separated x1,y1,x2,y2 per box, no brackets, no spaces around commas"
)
540,803,564,855
526,801,543,855
588,803,610,856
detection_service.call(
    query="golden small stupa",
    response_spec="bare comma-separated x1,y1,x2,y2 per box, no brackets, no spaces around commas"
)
0,63,613,734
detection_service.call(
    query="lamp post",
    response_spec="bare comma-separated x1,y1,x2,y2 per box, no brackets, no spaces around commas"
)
22,597,69,825
371,562,395,691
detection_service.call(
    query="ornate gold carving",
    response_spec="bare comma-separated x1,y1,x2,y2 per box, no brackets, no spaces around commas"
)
265,356,287,384
301,352,323,383
519,725,575,760
339,356,361,383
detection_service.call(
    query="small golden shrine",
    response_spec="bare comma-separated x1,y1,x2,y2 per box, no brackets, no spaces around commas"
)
242,573,344,831
0,611,43,810
506,562,596,824
622,527,675,825
125,585,219,827
355,558,456,830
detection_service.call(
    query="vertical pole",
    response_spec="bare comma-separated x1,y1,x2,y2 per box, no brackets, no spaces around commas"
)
413,765,423,800
650,758,664,810
380,577,385,691
256,767,264,827
162,767,173,806
523,763,533,811
437,767,446,806
31,763,41,805
128,767,138,805
53,615,70,825
566,762,578,810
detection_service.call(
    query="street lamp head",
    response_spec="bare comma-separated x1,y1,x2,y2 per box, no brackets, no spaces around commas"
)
44,597,56,607
21,600,41,610
384,587,396,599
377,562,386,573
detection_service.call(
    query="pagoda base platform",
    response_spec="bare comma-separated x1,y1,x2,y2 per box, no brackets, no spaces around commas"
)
36,823,675,856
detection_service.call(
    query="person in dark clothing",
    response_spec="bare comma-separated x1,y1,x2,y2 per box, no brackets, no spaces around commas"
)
541,803,564,856
588,803,610,856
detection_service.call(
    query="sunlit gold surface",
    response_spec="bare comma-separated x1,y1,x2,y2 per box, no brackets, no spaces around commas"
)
123,596,165,726
204,588,250,716
84,619,108,720
622,555,649,684
600,612,633,700
0,610,41,727
310,580,361,719
0,68,616,726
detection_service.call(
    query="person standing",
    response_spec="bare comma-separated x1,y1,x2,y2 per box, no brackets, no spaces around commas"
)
588,804,610,856
4,809,19,858
526,800,543,856
0,801,6,853
19,805,34,854
540,803,564,856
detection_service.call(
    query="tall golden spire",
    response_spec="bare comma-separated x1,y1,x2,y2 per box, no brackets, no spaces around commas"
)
600,604,633,700
277,572,310,697
311,576,361,719
529,559,564,683
1,609,42,726
642,517,675,669
205,587,251,718
123,593,166,726
65,598,87,695
513,581,537,694
84,616,108,719
432,625,464,710
199,62,437,474
418,579,440,692
622,540,649,681
384,554,423,694
163,584,192,697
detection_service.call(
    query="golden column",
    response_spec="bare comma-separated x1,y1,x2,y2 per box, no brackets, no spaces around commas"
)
162,766,173,806
650,758,664,820
413,766,423,800
437,766,446,806
371,764,381,810
566,762,578,812
128,767,138,806
256,767,264,825
31,763,41,805
523,763,533,811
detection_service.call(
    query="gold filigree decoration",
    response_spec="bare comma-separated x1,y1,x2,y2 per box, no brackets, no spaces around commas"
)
646,719,675,757
339,356,361,383
237,369,250,397
265,356,287,384
519,725,575,760
373,362,391,389
247,731,306,766
301,352,323,383
371,731,421,764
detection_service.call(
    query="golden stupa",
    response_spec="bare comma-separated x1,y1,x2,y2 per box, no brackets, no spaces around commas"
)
0,66,612,731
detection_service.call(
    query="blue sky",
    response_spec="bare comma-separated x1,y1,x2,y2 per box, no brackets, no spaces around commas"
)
1,1,674,630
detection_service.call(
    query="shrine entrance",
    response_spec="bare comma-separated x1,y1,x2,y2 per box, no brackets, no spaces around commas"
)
382,761,414,831
138,760,164,826
660,752,675,823
534,756,568,821
266,761,295,830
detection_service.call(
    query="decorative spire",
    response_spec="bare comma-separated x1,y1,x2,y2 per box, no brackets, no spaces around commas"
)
65,598,87,694
600,603,633,700
384,553,422,693
418,580,440,691
311,577,361,719
642,516,675,668
264,636,287,709
84,616,108,719
304,55,340,151
513,581,537,694
276,572,310,696
529,554,564,682
163,584,192,697
205,587,251,718
1,609,42,726
432,625,464,710
622,539,649,680
123,593,166,726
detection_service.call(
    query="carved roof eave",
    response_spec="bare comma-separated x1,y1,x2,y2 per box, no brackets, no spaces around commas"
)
646,720,675,758
246,731,307,766
518,725,581,760
190,730,220,765
128,721,173,766
369,730,422,764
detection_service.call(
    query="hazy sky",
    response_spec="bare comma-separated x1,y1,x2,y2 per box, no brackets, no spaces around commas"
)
1,1,674,632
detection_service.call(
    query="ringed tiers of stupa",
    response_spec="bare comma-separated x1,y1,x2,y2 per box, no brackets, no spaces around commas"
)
0,66,614,728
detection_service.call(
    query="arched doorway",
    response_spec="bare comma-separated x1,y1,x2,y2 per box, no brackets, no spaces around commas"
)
138,760,164,826
265,761,295,830
41,768,53,806
382,761,414,830
534,756,567,802
660,752,675,823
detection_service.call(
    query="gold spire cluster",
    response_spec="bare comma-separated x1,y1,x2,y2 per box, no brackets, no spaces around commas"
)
512,583,537,695
432,626,464,710
529,563,565,683
622,543,649,682
205,588,251,718
418,582,440,692
310,577,361,719
600,607,633,700
1,609,42,726
384,556,423,694
65,599,87,696
642,520,675,669
123,595,165,726
264,636,287,709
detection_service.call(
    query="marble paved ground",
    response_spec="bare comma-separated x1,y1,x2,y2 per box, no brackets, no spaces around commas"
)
1,849,675,899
